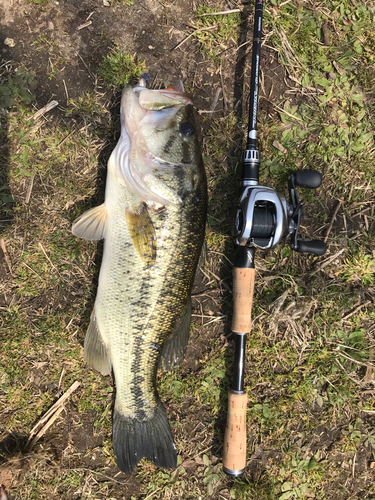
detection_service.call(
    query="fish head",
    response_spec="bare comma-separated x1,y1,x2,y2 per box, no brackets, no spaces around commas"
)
116,86,203,207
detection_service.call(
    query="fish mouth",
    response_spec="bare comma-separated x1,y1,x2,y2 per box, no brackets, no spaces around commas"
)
116,86,193,207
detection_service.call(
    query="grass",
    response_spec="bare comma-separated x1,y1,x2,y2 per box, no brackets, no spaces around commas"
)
1,0,375,498
98,48,146,89
192,5,241,63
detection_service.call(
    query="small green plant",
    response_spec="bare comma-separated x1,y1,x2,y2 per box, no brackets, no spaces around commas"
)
342,249,375,286
98,49,146,89
33,33,59,51
0,66,36,109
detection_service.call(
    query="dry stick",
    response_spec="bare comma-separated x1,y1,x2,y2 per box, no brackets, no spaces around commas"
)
27,380,81,444
76,52,95,78
56,129,76,149
25,174,35,204
28,100,59,121
78,20,92,30
200,9,240,16
342,300,371,322
210,87,221,111
324,200,342,243
0,238,13,276
219,65,227,112
352,206,372,218
26,406,65,451
38,242,59,273
274,103,303,122
172,25,217,51
310,248,346,276
63,79,69,103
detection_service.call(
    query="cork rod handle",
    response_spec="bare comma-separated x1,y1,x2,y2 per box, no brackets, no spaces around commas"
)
232,267,255,333
223,391,248,474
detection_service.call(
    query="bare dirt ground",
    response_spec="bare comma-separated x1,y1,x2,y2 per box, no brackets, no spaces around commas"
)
1,0,375,499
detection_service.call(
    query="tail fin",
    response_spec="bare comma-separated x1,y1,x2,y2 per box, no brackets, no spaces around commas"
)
113,402,177,473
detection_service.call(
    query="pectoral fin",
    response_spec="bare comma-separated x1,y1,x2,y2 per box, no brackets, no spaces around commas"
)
159,300,191,371
84,309,112,375
126,203,157,266
72,204,108,241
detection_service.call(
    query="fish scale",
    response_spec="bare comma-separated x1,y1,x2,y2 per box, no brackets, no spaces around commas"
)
72,84,207,473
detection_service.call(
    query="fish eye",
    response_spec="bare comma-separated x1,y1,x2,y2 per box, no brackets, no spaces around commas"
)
180,122,194,136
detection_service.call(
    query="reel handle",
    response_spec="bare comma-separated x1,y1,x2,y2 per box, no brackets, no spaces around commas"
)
293,239,327,255
293,170,322,189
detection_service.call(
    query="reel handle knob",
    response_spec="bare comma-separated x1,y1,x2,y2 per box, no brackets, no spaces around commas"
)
293,240,327,255
293,170,322,189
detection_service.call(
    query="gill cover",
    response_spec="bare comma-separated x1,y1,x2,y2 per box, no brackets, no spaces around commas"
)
111,86,194,207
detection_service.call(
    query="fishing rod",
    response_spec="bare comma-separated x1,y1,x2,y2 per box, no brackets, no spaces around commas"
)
222,0,327,477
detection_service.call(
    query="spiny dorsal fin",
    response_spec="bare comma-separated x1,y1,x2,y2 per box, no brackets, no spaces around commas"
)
125,203,157,266
84,309,111,375
72,204,108,241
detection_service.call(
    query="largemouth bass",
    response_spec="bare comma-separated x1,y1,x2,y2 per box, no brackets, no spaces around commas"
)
72,84,207,473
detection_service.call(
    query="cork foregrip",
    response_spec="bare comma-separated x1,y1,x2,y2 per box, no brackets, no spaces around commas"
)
222,391,248,472
231,267,255,333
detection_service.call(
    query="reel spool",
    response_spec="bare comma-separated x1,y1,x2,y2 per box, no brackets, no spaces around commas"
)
232,169,327,256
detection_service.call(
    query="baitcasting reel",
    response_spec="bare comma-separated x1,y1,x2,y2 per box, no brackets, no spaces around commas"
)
232,167,327,255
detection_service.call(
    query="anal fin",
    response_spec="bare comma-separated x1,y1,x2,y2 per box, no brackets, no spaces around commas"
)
84,309,111,375
159,300,191,371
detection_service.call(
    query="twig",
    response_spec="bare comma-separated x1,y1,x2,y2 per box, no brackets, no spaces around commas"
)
352,453,356,478
352,207,371,218
200,9,240,16
63,79,69,103
192,314,224,318
274,103,303,122
78,20,92,30
205,267,231,292
310,248,345,276
76,52,95,78
25,406,65,451
208,250,234,266
172,26,217,51
0,238,13,276
38,242,59,273
273,140,288,155
203,315,227,325
56,129,76,149
26,381,80,446
210,87,221,112
25,174,35,204
337,351,373,368
342,300,371,322
57,365,66,392
143,488,163,500
324,200,341,243
28,100,58,121
219,65,227,112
